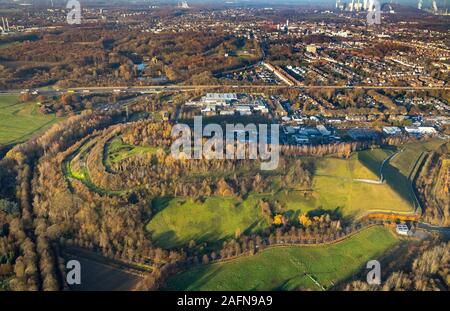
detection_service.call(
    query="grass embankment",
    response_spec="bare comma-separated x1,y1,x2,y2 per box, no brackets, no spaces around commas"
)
104,137,160,168
0,42,20,50
165,226,399,291
0,94,62,146
382,139,446,211
63,136,127,196
390,139,444,177
63,135,164,196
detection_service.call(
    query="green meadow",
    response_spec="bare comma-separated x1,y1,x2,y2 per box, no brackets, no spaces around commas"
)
147,196,268,248
104,137,160,167
0,41,20,50
310,152,413,216
0,95,62,146
380,139,445,210
165,226,399,291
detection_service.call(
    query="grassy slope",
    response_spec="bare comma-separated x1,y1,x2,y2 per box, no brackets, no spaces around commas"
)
105,138,160,167
358,148,395,178
0,42,20,50
63,135,127,196
271,149,414,216
301,140,445,216
165,226,399,291
311,153,413,216
390,139,444,177
383,139,446,209
0,95,61,145
147,196,268,248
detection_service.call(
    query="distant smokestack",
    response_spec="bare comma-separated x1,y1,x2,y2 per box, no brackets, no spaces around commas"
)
432,0,438,13
350,0,355,11
1,18,5,32
5,18,9,31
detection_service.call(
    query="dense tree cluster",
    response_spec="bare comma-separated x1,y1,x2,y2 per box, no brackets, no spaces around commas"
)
415,142,450,225
345,241,449,291
0,110,125,290
0,29,261,89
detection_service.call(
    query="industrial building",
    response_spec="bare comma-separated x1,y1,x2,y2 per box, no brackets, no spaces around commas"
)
383,127,402,135
186,93,269,117
396,224,411,236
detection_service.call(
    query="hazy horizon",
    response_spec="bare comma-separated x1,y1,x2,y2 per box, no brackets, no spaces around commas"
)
1,0,445,6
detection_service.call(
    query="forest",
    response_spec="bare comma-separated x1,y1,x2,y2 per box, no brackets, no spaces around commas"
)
0,29,262,89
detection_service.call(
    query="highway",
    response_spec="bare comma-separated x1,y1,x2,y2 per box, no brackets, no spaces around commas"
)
1,84,449,95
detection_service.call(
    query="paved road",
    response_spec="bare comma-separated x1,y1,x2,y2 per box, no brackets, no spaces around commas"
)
418,223,450,241
1,84,450,95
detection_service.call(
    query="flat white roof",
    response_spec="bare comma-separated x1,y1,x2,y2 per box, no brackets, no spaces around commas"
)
383,127,402,135
205,93,238,100
396,224,409,231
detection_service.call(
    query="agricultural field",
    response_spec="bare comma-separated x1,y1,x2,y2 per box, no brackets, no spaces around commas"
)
0,94,62,146
64,255,142,291
165,226,399,291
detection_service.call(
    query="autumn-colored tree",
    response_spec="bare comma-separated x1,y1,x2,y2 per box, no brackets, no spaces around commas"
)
235,228,241,239
216,178,234,196
202,254,210,265
273,215,283,226
19,93,32,103
299,214,312,227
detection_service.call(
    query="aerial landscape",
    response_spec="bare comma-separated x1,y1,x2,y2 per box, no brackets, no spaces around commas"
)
0,0,449,297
